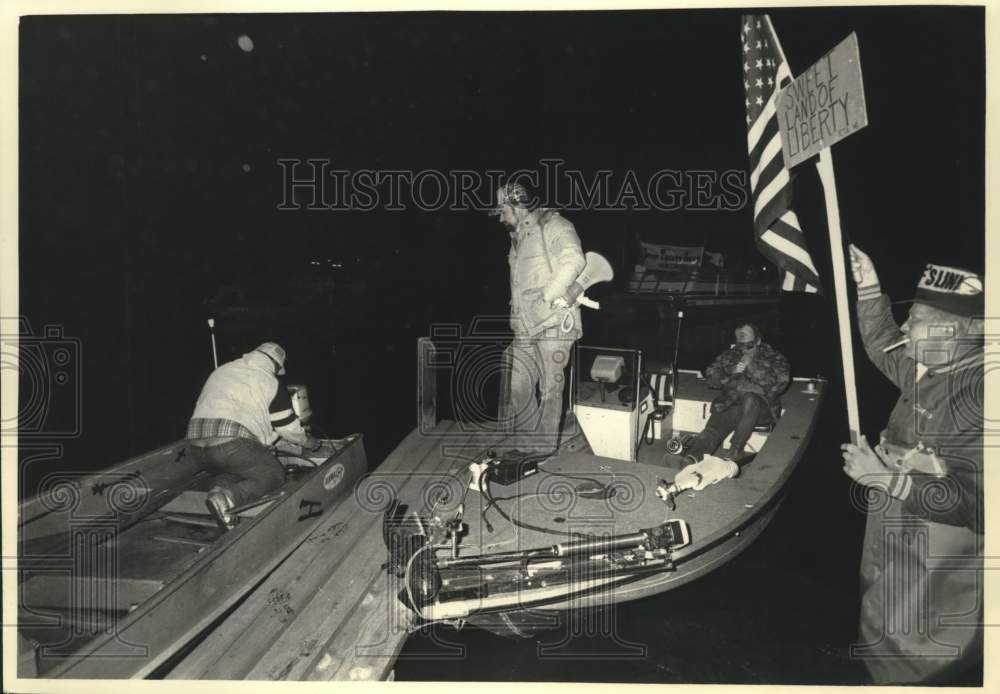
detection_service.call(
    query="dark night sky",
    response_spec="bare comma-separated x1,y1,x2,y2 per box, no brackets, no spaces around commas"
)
17,6,985,474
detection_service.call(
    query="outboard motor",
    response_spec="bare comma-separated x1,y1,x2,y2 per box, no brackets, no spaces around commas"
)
287,384,312,427
381,495,462,611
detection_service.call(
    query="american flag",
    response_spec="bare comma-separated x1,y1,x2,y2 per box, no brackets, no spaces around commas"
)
743,15,820,293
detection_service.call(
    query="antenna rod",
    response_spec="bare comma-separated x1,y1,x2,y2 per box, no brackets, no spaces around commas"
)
207,318,219,369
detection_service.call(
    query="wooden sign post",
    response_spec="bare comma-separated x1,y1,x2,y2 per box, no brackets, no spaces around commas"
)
775,31,869,443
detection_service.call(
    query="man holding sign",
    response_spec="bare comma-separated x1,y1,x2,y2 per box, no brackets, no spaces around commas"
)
843,245,983,684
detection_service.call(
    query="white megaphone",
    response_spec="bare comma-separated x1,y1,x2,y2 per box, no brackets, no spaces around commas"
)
558,252,614,310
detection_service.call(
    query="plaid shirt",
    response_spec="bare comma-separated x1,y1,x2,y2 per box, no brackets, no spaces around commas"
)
186,417,255,441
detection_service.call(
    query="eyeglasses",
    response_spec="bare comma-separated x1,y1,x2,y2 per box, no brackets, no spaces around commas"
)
736,342,756,351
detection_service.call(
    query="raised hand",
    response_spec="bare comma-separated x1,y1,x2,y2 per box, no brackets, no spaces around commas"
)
848,244,879,288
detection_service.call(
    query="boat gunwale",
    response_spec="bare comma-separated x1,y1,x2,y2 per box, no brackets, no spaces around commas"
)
22,435,365,679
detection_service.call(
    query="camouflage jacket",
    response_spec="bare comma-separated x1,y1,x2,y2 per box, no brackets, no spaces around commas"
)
704,341,790,420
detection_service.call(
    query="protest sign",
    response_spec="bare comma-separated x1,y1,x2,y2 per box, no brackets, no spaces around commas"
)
777,32,868,168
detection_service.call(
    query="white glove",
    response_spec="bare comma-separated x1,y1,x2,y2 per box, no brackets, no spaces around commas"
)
848,244,880,289
672,455,740,492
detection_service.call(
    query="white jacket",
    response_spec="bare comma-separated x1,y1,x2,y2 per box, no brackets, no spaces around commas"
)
190,351,303,445
509,209,586,337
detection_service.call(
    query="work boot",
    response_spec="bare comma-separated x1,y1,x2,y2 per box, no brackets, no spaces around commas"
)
720,446,748,464
205,487,237,530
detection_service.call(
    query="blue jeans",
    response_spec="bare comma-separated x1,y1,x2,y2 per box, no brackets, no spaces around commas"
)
686,392,771,460
188,438,284,507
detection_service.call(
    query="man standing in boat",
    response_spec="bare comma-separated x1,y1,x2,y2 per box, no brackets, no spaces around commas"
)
186,342,321,529
684,323,790,463
490,181,585,452
842,246,983,684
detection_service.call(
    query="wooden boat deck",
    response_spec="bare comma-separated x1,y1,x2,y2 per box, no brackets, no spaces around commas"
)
167,374,824,681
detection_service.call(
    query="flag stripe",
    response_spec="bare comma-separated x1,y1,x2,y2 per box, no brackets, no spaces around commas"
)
747,96,777,153
749,119,780,174
780,210,801,230
750,134,782,190
742,13,821,295
756,236,814,281
753,167,789,220
750,143,786,217
760,229,820,283
783,272,817,292
766,218,819,275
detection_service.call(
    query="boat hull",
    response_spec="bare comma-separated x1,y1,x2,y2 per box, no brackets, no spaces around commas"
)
18,436,368,679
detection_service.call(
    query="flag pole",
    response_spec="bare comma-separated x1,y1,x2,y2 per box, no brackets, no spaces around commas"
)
815,148,861,443
764,14,860,441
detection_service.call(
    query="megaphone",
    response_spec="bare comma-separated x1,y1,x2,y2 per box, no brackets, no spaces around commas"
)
561,252,614,309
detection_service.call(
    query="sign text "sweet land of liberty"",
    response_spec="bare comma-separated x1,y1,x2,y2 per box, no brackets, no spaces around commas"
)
777,32,869,168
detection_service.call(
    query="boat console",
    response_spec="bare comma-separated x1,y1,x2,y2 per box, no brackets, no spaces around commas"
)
573,345,778,465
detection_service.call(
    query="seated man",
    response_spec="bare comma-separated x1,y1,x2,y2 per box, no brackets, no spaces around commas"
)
186,342,320,529
684,323,790,463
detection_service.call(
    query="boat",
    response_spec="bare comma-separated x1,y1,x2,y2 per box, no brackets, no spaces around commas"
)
385,337,825,637
16,432,368,678
151,332,825,680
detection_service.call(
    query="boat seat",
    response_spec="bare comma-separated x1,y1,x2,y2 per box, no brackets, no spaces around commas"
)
160,490,280,521
20,575,164,611
643,364,676,412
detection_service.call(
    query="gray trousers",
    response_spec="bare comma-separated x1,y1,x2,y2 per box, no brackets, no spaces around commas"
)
503,335,576,451
189,438,284,507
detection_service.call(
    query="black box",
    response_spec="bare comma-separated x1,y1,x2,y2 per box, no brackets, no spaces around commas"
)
489,457,539,486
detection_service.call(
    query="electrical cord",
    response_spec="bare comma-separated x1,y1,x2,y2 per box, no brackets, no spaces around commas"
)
479,464,592,539
481,491,548,522
536,467,606,487
403,543,436,621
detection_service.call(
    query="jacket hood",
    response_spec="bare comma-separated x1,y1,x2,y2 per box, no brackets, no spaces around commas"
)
241,350,279,375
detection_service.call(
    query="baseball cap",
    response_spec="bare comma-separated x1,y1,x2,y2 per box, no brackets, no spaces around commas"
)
910,264,984,317
254,342,287,375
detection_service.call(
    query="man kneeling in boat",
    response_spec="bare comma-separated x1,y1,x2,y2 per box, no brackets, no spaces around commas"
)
186,342,321,529
684,323,789,463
